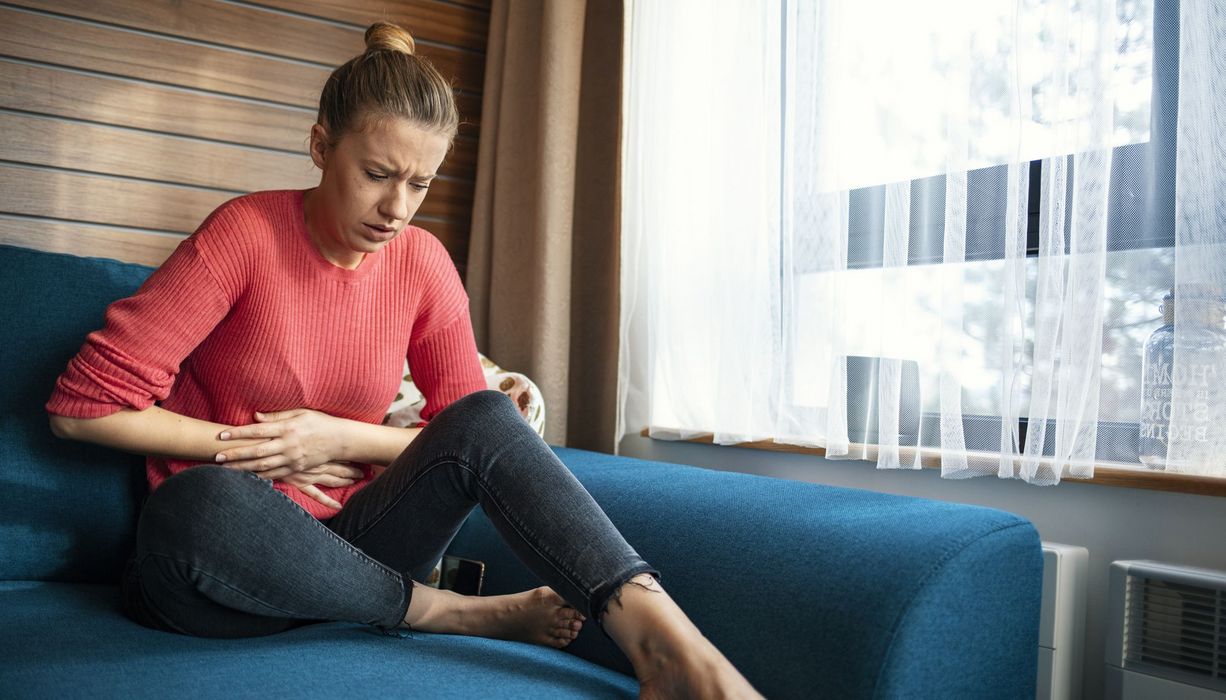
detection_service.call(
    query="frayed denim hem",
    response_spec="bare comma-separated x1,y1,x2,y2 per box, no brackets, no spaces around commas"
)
375,572,415,638
591,565,662,638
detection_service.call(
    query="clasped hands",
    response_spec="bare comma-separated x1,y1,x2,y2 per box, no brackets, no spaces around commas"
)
215,408,359,510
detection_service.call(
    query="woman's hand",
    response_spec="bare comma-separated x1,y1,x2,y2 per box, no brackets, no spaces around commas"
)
279,462,366,510
215,408,351,479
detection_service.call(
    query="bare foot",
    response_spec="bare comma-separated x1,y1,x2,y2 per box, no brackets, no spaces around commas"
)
603,575,762,700
636,635,762,700
404,584,585,649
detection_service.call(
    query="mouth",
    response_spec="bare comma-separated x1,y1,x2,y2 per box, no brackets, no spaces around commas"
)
363,223,398,241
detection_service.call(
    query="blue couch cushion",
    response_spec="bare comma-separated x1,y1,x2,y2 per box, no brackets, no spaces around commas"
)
0,581,637,698
0,245,153,582
447,447,1042,700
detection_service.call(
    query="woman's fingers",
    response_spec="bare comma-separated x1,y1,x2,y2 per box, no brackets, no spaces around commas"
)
255,409,308,422
271,461,363,508
293,483,343,510
315,475,355,487
276,462,361,487
215,441,284,463
218,421,285,441
287,474,355,488
253,465,295,480
216,438,284,465
303,462,365,480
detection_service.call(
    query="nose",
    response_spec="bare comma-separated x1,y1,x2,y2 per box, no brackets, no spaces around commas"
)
378,184,411,223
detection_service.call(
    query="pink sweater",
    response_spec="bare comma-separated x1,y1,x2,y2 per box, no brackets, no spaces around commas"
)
46,189,487,518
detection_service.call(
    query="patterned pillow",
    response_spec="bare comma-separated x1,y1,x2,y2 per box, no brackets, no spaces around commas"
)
382,354,546,437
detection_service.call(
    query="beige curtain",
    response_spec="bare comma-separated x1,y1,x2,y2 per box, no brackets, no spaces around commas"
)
467,0,624,450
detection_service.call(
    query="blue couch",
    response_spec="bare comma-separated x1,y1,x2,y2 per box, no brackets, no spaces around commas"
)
0,243,1042,699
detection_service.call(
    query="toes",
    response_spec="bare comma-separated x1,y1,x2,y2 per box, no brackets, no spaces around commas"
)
551,618,582,643
517,587,588,649
551,629,577,648
534,588,586,622
538,587,567,606
554,615,583,632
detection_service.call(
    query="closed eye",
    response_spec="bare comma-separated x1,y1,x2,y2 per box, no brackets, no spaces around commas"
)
410,182,430,192
365,170,387,182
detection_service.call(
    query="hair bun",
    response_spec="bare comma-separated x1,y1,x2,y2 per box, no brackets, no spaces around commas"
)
365,21,416,55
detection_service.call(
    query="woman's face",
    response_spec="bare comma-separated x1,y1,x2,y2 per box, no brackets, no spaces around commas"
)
305,116,451,269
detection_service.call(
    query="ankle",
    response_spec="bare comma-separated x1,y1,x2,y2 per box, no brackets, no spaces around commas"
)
601,575,696,668
403,583,463,632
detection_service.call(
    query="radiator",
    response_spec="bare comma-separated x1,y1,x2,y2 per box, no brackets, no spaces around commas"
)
1039,543,1089,700
1106,560,1226,699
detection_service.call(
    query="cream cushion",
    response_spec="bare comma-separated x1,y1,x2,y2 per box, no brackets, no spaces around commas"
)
382,354,545,437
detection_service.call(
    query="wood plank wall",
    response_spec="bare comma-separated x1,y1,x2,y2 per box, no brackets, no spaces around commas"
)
0,0,489,277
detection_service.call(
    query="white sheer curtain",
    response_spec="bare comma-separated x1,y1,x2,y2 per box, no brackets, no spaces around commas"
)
620,0,1226,483
1170,0,1226,476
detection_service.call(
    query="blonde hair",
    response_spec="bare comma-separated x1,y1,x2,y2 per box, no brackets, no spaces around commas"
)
316,22,459,144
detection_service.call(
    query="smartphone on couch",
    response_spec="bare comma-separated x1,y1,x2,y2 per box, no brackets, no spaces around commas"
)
438,555,485,596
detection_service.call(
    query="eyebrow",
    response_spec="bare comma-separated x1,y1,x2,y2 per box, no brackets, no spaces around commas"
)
364,161,437,180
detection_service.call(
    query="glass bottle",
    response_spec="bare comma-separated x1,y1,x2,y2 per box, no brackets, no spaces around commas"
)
1139,290,1174,469
1139,285,1226,471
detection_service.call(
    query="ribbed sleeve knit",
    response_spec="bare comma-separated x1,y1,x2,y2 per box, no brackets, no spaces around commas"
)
46,189,487,518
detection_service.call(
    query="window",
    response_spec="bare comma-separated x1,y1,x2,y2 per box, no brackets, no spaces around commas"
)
621,0,1225,484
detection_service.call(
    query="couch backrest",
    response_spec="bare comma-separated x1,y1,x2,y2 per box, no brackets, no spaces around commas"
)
0,244,154,582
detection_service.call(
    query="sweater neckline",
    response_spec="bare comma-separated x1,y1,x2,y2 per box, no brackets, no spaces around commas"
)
292,189,383,283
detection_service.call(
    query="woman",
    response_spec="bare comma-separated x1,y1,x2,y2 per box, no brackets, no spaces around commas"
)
47,22,759,699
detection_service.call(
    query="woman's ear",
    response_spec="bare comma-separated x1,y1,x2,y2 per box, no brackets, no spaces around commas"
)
309,123,330,170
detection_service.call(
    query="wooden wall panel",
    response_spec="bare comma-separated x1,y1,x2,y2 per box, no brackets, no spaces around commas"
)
0,66,478,180
0,112,318,193
0,0,489,275
412,216,467,257
447,137,479,182
0,59,316,151
6,0,485,93
0,6,327,108
247,0,490,48
0,165,232,233
0,7,482,126
0,216,183,268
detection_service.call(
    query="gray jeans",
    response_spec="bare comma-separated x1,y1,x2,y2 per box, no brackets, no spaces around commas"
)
121,390,657,638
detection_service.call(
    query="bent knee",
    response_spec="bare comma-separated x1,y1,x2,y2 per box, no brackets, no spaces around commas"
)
418,391,539,458
138,466,266,546
454,389,515,413
439,390,523,427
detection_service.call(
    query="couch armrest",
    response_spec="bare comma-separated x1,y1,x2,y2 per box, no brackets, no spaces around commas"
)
445,447,1041,699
